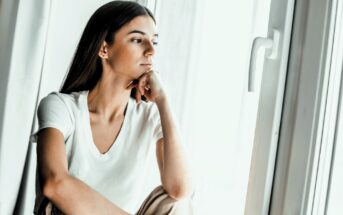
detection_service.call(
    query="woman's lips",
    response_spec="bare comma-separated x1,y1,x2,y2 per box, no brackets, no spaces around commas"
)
140,64,153,69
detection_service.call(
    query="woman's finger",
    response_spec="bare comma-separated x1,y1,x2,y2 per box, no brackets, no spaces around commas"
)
135,87,142,104
138,75,148,95
126,80,137,90
144,84,151,91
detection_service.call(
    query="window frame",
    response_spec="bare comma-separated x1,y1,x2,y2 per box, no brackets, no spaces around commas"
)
243,0,296,213
269,0,341,214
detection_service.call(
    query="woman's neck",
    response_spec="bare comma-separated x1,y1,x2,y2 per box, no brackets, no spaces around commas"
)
87,74,132,122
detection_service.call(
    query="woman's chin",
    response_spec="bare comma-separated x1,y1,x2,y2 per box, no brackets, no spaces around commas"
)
134,71,146,78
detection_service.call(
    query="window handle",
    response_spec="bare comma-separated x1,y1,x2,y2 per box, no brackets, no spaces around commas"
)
248,29,280,92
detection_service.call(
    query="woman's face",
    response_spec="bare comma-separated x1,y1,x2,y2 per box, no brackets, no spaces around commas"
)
105,15,158,79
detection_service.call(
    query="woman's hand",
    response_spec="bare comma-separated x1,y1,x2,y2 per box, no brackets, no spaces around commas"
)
130,70,166,104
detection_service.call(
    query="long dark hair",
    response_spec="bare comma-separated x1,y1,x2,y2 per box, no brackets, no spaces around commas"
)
60,1,155,96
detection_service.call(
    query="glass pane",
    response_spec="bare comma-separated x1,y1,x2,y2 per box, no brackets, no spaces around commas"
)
326,93,343,214
182,0,272,214
321,1,343,213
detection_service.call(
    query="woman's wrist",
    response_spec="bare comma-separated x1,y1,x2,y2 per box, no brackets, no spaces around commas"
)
155,93,167,107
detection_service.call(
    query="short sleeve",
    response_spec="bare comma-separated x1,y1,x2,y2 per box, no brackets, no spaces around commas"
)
150,104,163,142
30,92,74,143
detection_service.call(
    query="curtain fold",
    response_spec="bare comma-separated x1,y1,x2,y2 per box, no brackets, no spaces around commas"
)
0,0,52,214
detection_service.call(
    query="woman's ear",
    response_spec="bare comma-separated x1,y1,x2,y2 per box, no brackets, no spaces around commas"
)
98,41,109,59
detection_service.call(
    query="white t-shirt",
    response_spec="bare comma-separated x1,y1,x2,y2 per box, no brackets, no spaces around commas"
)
30,90,163,214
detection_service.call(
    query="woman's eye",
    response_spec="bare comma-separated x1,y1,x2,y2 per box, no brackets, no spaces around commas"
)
132,38,142,43
152,41,159,46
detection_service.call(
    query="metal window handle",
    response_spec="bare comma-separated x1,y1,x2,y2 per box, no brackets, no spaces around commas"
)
248,29,280,92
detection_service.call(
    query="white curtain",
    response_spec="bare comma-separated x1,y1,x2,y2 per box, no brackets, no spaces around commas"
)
0,0,51,214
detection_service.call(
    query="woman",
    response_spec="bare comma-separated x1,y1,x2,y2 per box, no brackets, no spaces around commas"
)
30,1,193,214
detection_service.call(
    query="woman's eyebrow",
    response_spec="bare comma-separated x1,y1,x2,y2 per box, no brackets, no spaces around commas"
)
127,30,158,37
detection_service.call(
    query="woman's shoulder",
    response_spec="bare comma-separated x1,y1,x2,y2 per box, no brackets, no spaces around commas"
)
42,90,86,109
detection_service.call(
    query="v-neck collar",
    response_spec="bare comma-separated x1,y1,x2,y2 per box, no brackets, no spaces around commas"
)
82,90,131,159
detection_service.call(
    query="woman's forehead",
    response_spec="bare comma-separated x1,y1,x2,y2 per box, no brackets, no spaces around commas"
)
118,16,157,38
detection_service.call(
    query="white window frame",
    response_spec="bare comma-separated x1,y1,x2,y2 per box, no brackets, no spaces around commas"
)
244,0,295,213
270,0,342,214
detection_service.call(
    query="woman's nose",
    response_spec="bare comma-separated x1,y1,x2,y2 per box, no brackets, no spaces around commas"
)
144,41,155,56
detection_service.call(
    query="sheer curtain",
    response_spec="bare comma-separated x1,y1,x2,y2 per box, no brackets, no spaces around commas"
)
0,0,52,214
155,0,262,213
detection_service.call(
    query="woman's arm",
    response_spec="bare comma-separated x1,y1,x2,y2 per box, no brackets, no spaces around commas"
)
134,70,193,200
37,128,130,215
154,96,193,200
